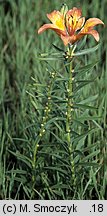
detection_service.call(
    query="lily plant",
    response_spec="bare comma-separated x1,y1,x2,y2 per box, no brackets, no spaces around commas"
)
30,4,104,197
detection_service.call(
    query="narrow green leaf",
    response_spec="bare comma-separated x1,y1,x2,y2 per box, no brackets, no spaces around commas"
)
74,80,94,93
73,128,98,143
14,177,27,183
74,103,97,110
50,132,65,144
38,57,64,61
79,95,98,104
74,44,100,56
77,36,87,50
55,77,69,82
73,149,84,157
44,166,69,176
50,132,69,152
23,186,32,199
6,170,27,175
76,78,96,83
74,61,98,75
40,152,69,166
45,117,66,127
90,168,101,199
52,44,65,52
76,116,101,121
83,141,100,152
51,95,67,102
72,119,88,128
76,162,100,167
33,189,44,199
51,183,70,190
32,83,46,87
40,52,62,56
39,150,68,156
81,150,100,162
8,150,32,168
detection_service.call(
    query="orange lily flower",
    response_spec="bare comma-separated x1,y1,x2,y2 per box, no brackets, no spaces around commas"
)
38,10,67,37
38,7,104,46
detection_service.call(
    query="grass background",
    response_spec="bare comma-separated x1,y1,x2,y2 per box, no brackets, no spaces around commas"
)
0,0,107,199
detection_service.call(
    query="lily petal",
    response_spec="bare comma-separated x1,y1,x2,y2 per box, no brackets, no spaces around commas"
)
60,35,71,46
66,8,85,35
88,29,99,41
61,35,78,46
67,7,82,19
47,10,65,31
79,29,100,41
38,23,66,36
82,18,104,30
76,18,104,42
76,17,85,31
38,24,55,34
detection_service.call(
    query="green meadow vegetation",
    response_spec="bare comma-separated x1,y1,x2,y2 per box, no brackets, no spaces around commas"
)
0,0,107,199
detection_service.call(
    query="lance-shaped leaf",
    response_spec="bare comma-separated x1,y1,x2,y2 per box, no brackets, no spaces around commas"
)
8,150,32,168
73,103,97,110
73,43,100,56
44,166,69,176
73,127,98,143
80,150,100,162
74,80,94,93
74,61,98,78
76,116,101,121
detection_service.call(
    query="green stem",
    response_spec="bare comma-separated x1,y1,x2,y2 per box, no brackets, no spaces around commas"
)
65,56,76,187
31,71,56,198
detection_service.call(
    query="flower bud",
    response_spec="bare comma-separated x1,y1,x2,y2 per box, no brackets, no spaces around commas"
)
60,3,68,18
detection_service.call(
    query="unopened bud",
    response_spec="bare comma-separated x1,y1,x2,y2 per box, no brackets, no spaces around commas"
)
60,3,68,18
39,133,42,137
